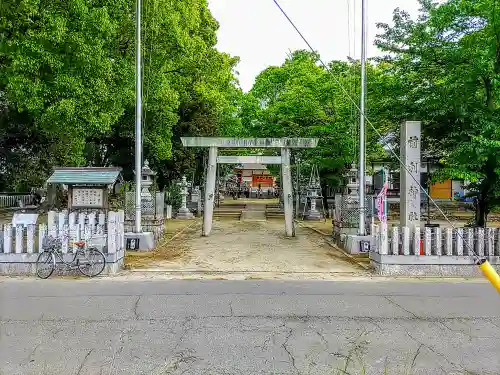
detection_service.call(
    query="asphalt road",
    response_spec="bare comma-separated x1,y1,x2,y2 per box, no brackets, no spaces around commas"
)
1,278,500,375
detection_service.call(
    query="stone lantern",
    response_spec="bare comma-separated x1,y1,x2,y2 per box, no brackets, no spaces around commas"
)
305,171,323,220
346,164,359,199
177,176,194,219
135,160,155,199
132,160,157,217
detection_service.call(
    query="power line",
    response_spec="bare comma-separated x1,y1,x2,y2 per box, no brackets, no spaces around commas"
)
271,0,482,262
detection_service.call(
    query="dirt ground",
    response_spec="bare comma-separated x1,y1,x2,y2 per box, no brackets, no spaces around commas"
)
125,219,366,278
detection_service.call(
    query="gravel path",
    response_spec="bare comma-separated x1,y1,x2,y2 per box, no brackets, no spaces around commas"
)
131,220,365,275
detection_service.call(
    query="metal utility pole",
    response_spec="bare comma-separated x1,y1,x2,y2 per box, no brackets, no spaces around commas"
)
134,0,143,233
295,156,300,218
358,0,367,236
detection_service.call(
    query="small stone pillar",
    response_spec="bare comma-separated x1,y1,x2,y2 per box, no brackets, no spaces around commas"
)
177,176,194,220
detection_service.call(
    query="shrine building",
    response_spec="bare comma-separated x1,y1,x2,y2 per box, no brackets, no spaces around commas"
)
233,163,275,188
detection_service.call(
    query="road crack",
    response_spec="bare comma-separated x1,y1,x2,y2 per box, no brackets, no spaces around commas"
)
133,296,141,320
384,296,419,318
282,327,299,374
75,348,94,375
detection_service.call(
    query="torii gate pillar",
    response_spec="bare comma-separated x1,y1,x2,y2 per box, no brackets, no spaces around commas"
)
203,146,218,236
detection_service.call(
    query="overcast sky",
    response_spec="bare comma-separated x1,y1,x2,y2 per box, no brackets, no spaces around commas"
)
208,0,422,91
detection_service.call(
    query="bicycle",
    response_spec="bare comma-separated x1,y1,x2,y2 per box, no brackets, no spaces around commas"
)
35,236,106,279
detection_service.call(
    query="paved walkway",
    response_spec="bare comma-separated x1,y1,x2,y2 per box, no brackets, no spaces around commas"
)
126,219,365,277
1,279,499,375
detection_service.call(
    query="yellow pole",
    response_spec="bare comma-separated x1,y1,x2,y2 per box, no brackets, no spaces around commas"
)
478,260,500,294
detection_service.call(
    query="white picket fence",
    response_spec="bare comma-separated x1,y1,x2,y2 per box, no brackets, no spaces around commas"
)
0,210,125,255
372,223,500,257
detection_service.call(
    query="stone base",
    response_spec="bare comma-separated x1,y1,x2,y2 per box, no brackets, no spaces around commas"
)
0,250,124,276
305,210,323,220
176,208,194,220
370,253,500,277
344,234,375,254
124,232,155,252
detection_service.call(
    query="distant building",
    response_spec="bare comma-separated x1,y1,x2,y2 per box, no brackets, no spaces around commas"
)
233,163,275,188
371,160,468,200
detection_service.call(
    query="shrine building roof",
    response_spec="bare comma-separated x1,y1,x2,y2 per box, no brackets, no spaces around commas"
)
47,167,122,185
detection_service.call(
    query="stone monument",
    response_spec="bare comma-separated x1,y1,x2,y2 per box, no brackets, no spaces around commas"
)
400,121,421,230
177,176,194,219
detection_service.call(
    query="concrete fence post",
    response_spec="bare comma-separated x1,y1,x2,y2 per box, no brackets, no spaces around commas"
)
3,224,12,254
38,224,47,253
413,227,421,256
424,227,432,256
435,227,442,255
456,228,464,256
445,228,453,256
486,228,495,257
402,226,410,255
391,226,399,255
27,224,35,254
477,228,485,257
15,225,23,254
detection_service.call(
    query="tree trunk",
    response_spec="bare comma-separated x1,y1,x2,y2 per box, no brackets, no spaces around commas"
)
476,195,488,227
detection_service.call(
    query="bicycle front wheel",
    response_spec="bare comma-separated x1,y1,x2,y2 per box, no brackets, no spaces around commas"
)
36,251,56,279
78,248,106,277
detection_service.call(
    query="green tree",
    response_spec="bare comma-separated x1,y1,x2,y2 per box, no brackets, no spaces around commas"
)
375,0,500,226
0,0,241,190
242,50,385,188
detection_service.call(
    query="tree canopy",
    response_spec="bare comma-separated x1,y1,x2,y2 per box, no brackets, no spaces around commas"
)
0,0,240,190
240,50,386,187
375,0,500,225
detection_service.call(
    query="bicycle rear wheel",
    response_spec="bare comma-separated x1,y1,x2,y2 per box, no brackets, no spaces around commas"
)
78,248,106,277
36,251,56,279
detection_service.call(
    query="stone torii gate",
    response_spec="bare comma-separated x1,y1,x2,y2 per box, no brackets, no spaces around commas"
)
181,137,319,237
